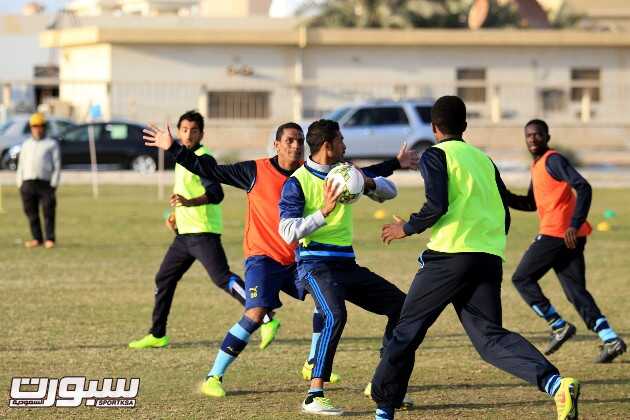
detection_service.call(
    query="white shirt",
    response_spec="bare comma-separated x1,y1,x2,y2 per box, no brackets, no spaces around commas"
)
16,137,61,188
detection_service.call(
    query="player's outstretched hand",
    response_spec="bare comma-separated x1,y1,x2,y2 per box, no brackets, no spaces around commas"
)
143,123,174,150
396,142,420,170
382,215,408,245
564,227,577,249
170,194,191,207
165,212,177,232
321,179,342,217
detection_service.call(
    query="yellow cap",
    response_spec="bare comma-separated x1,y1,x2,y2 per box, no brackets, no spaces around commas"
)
29,112,46,126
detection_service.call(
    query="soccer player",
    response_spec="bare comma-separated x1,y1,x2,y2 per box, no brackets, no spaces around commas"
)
370,96,579,420
129,111,277,350
506,119,626,362
143,122,345,397
278,119,417,416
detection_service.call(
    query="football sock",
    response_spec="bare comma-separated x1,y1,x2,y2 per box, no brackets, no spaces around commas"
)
308,308,325,363
594,316,619,343
544,374,562,397
532,304,566,330
208,315,261,378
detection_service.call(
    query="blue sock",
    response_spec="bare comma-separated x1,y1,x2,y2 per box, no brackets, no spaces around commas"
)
594,317,618,343
532,304,566,330
375,406,395,420
544,374,562,397
308,308,324,363
208,315,261,378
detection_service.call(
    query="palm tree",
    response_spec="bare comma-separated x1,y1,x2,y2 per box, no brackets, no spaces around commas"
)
298,0,578,29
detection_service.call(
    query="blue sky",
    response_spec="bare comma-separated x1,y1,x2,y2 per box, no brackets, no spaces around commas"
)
0,0,69,13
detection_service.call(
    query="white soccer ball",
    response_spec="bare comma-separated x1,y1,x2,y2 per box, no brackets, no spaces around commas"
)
326,163,365,205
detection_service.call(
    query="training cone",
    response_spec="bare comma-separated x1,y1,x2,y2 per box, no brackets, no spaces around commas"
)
596,221,611,232
373,209,387,220
603,209,617,219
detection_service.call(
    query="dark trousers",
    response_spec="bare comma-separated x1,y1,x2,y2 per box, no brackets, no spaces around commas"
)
151,233,244,337
371,250,559,409
512,235,602,330
299,259,406,382
20,180,56,242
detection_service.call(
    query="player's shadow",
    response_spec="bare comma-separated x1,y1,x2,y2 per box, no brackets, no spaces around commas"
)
343,397,630,416
406,377,630,392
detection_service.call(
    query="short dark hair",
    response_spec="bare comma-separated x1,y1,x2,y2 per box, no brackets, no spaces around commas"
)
306,119,340,154
177,110,204,132
275,122,303,141
431,96,467,136
525,118,549,135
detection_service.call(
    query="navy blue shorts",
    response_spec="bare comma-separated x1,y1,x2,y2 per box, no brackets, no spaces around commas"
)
244,255,306,310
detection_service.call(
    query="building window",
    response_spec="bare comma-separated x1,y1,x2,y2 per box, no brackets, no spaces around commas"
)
456,68,486,103
570,68,600,102
541,88,567,112
207,91,270,119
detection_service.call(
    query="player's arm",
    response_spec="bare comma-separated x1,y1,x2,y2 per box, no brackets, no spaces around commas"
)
381,147,448,244
492,162,512,235
171,176,224,207
142,123,256,190
505,181,536,212
364,176,398,202
546,154,592,229
169,142,256,190
278,177,341,244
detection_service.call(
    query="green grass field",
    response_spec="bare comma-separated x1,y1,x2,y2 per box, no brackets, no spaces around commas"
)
1,184,629,419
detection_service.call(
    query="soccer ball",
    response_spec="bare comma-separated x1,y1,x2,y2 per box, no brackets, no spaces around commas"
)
326,163,365,204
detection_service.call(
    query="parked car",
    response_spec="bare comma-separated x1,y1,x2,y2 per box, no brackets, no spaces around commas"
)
0,114,76,169
6,121,175,173
268,99,435,159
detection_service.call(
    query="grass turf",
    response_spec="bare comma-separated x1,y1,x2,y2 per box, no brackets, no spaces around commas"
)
1,184,629,419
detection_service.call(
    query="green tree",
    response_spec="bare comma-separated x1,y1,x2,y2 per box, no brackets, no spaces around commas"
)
299,0,578,29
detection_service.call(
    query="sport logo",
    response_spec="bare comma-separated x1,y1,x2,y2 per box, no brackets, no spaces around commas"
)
249,286,258,298
9,377,140,408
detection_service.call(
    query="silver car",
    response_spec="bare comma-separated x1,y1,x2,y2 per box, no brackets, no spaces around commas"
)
0,115,76,169
327,99,435,158
268,99,435,159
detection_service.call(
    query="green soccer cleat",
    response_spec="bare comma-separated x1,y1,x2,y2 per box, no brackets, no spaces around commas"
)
301,360,341,384
128,334,170,349
302,395,343,416
554,377,580,420
259,318,281,349
201,375,226,398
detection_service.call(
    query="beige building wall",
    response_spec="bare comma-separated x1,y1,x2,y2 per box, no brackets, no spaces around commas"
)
59,44,111,119
108,43,296,123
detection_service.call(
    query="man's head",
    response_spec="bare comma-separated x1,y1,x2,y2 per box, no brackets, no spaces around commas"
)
29,112,46,140
306,119,345,163
274,122,304,163
177,110,204,149
524,119,550,157
431,96,467,141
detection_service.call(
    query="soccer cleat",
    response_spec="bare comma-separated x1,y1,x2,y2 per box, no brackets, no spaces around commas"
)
594,337,626,363
364,382,414,409
128,334,170,349
544,323,576,355
301,360,340,384
554,377,580,420
259,318,281,350
24,240,41,248
44,240,55,249
201,375,225,398
301,395,343,416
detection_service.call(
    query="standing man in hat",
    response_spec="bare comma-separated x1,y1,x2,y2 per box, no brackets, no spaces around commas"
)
16,112,61,249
